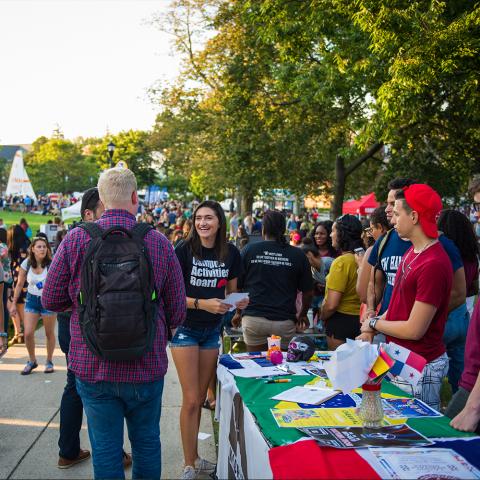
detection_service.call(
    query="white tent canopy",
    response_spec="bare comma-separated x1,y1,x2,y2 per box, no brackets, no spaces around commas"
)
5,150,36,200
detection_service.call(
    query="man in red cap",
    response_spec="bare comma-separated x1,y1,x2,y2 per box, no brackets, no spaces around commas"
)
361,184,453,409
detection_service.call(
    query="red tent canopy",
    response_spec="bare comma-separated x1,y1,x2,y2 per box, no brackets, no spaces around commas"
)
342,192,379,216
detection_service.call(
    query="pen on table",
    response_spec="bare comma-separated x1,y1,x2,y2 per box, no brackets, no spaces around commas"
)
264,379,292,384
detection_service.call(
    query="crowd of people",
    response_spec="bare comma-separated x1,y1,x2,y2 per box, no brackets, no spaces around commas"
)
1,167,480,480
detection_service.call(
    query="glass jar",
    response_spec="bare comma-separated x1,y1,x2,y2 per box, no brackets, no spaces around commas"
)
359,383,383,428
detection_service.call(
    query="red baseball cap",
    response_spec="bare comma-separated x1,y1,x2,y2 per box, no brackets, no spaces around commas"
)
403,184,442,238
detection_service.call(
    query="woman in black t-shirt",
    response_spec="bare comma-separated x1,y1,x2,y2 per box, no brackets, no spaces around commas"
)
171,200,248,479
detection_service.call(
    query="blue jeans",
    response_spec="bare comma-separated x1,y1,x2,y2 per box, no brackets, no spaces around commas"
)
76,378,164,480
58,312,83,460
443,303,470,393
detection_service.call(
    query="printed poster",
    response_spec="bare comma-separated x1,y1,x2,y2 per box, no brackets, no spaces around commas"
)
271,407,365,428
298,424,432,449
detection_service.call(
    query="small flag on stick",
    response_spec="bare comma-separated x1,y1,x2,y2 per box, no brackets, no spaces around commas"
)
368,345,394,381
385,342,427,387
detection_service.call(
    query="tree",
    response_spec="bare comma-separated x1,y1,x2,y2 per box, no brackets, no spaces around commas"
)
25,137,98,193
87,130,157,188
150,0,480,214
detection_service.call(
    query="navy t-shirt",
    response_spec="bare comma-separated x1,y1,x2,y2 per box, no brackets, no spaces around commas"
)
238,240,313,321
175,241,242,329
368,230,462,314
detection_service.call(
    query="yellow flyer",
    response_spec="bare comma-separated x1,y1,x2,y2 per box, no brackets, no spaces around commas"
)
271,408,364,428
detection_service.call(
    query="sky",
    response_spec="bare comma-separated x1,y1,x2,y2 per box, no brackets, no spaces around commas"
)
0,0,180,144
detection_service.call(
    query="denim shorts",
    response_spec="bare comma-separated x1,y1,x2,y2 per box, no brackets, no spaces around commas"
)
170,324,221,350
25,292,54,316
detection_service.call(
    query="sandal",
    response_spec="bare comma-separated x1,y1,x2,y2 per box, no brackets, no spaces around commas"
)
21,360,38,375
0,333,7,358
44,361,54,374
202,399,216,411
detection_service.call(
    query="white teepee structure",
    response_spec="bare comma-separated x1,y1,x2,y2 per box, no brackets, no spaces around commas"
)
5,150,36,200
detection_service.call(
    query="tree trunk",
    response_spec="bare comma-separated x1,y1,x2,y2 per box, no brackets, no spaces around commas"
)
240,193,254,217
331,155,345,219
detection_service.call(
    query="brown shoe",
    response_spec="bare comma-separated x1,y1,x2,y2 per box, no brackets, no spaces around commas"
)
58,449,91,469
123,451,132,469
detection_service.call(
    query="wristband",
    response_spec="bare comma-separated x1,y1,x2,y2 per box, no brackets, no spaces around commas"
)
194,298,199,310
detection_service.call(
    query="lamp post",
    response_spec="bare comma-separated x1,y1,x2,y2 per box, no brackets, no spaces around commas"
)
107,141,116,168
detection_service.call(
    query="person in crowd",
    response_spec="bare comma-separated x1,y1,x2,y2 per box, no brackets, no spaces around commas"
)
356,206,390,306
19,218,32,239
0,228,11,356
364,178,465,328
172,200,248,480
234,210,312,351
10,237,56,374
310,220,337,258
299,237,332,330
182,218,193,239
446,177,480,434
55,188,104,469
319,214,363,350
286,213,297,232
229,211,239,239
290,231,302,246
447,298,480,434
243,212,254,235
360,184,452,410
438,209,480,393
171,229,184,246
43,168,186,479
7,225,30,345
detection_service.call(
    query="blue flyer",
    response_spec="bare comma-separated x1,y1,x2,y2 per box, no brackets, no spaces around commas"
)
382,398,442,418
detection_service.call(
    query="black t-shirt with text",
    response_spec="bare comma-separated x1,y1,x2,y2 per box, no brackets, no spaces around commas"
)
239,240,313,321
175,241,242,329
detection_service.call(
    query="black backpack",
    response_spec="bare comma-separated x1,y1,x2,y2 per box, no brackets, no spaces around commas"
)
77,222,158,361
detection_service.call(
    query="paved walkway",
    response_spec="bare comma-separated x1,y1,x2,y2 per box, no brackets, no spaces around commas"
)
0,327,216,479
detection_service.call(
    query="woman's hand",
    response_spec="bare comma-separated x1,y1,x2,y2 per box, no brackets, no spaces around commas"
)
235,297,249,310
202,298,232,315
356,332,375,343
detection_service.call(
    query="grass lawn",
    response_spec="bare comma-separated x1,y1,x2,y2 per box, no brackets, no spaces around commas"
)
0,211,78,234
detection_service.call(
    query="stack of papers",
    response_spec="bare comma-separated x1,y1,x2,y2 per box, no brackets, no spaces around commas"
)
271,386,339,405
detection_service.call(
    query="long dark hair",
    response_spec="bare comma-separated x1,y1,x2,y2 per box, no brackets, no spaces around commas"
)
186,200,228,262
309,220,336,257
262,210,287,245
334,214,363,252
28,237,52,269
8,224,30,259
438,209,479,262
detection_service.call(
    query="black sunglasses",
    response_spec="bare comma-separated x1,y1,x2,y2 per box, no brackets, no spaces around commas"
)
473,202,480,212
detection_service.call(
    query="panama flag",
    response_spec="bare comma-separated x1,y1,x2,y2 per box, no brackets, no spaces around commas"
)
384,342,427,387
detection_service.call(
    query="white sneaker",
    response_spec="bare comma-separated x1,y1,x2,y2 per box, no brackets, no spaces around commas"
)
181,465,196,480
194,457,216,473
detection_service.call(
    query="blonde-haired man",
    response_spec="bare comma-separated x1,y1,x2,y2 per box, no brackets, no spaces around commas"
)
43,168,186,479
98,167,137,210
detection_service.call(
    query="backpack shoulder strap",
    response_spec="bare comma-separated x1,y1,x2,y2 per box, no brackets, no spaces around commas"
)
132,223,153,241
375,228,393,269
78,222,103,239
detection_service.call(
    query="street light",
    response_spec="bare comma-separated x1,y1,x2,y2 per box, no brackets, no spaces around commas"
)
107,141,116,168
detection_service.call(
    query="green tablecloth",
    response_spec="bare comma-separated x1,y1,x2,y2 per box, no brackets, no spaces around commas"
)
234,375,475,447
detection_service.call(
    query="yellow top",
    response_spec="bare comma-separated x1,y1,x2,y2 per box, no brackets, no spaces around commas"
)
325,253,360,316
